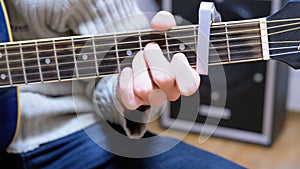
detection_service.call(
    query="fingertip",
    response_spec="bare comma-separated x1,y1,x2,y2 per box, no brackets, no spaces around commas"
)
144,42,160,50
151,10,176,31
171,53,190,66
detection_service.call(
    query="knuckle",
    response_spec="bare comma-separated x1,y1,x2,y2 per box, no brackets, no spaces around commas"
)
133,85,151,97
154,75,174,86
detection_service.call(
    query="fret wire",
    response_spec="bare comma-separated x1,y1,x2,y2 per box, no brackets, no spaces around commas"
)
92,35,100,77
71,37,79,79
211,20,260,28
224,23,231,62
165,31,171,61
212,42,262,50
4,44,13,85
267,20,300,30
138,31,143,50
114,34,121,73
193,25,198,54
53,39,61,81
35,41,44,82
19,43,28,84
268,25,300,36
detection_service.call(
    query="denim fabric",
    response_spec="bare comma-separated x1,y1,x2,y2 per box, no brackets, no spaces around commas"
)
0,123,246,169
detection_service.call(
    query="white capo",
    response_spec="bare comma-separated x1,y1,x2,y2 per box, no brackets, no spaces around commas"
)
197,2,222,75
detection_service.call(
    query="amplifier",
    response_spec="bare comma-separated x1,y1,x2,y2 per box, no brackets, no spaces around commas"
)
160,0,289,146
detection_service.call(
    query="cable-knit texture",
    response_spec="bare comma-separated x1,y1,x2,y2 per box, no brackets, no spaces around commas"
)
5,0,153,153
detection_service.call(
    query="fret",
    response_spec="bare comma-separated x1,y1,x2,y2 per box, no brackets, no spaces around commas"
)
114,34,121,73
6,44,25,84
138,32,143,51
19,43,28,84
224,23,231,63
4,45,12,85
71,38,79,79
21,42,41,83
94,35,118,76
52,40,61,81
165,31,171,61
209,23,229,64
35,41,44,82
74,37,98,78
115,33,141,71
0,45,12,86
53,40,75,80
192,25,198,66
38,41,59,81
92,35,100,77
167,27,196,64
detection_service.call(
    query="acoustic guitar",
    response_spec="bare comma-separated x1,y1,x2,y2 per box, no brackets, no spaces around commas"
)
1,0,300,151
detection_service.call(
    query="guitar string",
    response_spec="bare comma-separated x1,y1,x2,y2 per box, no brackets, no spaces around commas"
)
1,43,297,84
0,42,276,74
2,43,292,81
0,42,293,74
0,48,293,83
0,47,263,73
0,36,299,67
0,31,298,62
1,17,300,50
0,38,298,75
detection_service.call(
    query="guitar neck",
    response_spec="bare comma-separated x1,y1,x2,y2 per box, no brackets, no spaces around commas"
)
0,18,268,87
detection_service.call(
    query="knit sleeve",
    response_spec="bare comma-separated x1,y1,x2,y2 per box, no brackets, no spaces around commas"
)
6,0,149,40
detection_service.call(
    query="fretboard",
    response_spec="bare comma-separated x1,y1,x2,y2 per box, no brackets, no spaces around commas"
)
0,18,266,87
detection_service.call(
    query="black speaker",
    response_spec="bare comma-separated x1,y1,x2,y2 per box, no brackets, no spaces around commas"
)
160,0,289,146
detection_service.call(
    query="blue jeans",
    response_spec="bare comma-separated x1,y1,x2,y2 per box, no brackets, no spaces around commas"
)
0,123,246,169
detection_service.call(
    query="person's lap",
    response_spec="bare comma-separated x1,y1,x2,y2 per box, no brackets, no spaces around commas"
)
0,122,246,169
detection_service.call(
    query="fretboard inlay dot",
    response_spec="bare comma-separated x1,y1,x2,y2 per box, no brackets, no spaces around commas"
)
126,50,133,56
82,54,88,60
45,58,51,64
1,73,6,80
179,44,185,51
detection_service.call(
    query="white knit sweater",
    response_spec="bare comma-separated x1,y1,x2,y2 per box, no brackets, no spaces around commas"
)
5,0,159,153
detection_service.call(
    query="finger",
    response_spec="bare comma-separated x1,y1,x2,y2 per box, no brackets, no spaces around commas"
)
171,53,201,96
132,51,153,103
144,43,181,101
118,67,143,110
149,89,167,107
151,11,176,31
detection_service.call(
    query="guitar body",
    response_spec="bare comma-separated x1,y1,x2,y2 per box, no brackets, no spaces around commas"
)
0,0,20,152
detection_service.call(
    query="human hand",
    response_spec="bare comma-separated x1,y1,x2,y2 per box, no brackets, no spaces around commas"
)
118,11,201,110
